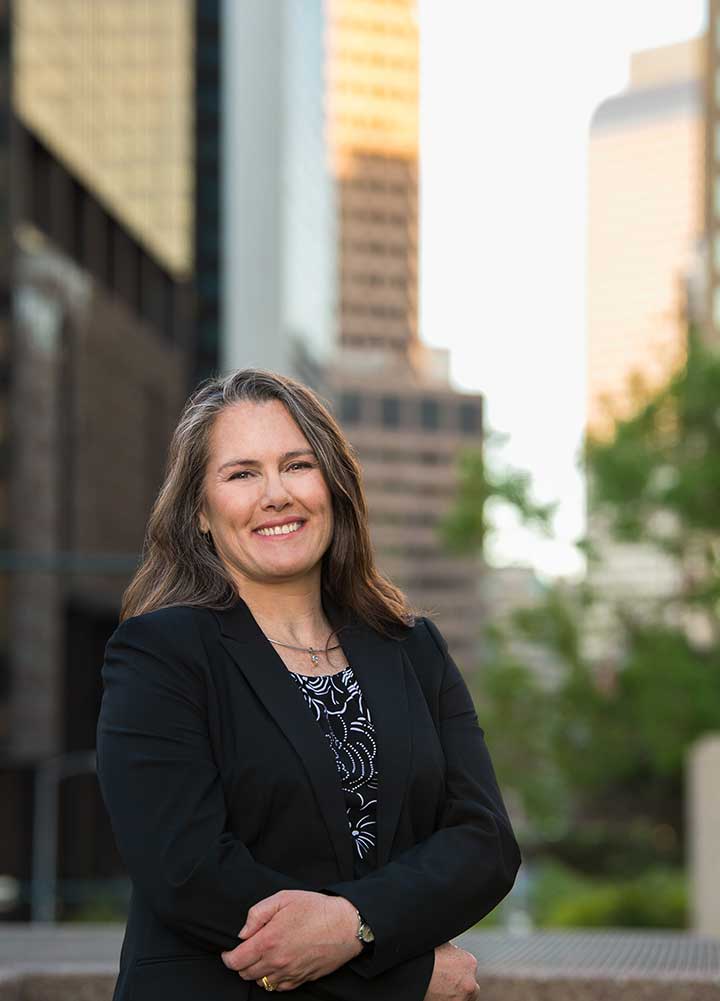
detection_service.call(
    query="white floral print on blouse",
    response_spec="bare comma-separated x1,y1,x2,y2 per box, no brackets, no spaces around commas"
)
289,666,378,869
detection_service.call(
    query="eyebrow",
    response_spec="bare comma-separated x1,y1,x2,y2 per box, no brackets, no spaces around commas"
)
217,449,316,473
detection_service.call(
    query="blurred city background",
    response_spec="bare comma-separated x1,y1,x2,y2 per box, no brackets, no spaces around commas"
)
0,0,718,946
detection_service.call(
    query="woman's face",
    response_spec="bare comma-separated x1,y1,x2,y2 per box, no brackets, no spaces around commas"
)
199,400,334,590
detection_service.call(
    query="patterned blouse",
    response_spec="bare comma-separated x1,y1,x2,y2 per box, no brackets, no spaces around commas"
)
288,665,378,876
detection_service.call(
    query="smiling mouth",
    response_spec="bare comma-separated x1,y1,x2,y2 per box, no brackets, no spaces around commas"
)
254,520,305,538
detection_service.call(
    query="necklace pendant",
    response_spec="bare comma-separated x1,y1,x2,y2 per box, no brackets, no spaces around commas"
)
309,649,319,666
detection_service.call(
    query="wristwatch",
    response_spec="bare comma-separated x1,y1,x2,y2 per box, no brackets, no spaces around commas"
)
356,910,375,949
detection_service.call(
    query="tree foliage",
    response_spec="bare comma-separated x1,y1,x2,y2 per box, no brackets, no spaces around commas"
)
445,327,720,874
586,328,720,614
438,445,557,556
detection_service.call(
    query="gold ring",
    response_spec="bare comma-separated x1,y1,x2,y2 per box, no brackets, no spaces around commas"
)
261,975,277,992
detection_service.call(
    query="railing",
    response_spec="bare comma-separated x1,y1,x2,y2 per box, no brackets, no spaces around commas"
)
31,751,99,923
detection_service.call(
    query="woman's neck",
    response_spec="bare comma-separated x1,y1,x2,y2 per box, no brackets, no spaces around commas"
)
238,580,333,648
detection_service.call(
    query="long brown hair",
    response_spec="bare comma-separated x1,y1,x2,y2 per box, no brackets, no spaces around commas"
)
121,368,417,637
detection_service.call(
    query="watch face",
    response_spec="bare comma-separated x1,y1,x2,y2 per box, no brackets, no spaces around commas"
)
359,922,375,943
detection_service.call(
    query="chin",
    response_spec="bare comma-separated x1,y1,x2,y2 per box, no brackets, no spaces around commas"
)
263,556,318,576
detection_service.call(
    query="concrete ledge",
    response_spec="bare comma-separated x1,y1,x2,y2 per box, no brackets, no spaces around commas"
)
0,971,21,1001
1,969,717,1001
472,977,720,1001
0,969,115,1001
0,925,717,1000
458,928,720,979
458,929,720,1000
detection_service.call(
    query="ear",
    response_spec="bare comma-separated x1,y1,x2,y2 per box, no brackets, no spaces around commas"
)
198,510,210,535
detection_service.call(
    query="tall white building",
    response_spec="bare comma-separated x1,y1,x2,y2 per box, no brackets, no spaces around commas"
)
221,0,336,377
587,39,703,438
585,40,703,662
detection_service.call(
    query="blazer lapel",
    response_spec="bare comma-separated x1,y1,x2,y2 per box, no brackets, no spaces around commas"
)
215,596,413,876
215,598,356,881
337,620,412,869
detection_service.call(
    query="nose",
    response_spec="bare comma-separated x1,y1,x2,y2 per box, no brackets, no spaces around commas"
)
260,469,293,509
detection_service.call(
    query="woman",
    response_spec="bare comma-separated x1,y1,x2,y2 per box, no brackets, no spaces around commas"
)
96,369,521,1001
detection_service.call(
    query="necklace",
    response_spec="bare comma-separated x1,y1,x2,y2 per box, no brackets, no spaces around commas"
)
266,635,342,667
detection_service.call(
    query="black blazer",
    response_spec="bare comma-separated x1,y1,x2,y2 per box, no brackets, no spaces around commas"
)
96,596,521,1001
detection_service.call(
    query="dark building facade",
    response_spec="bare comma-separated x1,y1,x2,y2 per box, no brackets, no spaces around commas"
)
0,0,209,921
194,0,222,382
0,125,192,920
328,368,484,662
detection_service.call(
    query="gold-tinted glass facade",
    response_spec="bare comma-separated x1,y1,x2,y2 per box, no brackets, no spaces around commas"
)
327,0,418,162
13,0,193,275
326,0,418,353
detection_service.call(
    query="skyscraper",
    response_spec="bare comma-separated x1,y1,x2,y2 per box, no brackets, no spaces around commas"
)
194,0,222,381
324,0,483,658
220,1,484,659
584,39,703,662
221,0,336,378
13,0,194,276
587,39,703,440
1,0,197,920
326,0,419,359
704,0,720,343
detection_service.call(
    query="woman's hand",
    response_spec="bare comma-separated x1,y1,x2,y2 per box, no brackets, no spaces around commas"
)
220,889,362,991
424,942,480,1001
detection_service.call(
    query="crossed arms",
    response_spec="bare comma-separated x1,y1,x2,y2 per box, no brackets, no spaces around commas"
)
96,613,521,1001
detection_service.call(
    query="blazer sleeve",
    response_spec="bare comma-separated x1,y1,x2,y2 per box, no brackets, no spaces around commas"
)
95,611,435,1001
320,616,522,979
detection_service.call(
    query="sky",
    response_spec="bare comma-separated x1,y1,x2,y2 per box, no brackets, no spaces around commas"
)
419,0,707,580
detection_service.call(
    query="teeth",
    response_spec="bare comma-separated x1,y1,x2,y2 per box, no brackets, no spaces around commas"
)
256,521,303,537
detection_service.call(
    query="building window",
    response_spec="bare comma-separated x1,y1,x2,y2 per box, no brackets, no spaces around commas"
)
420,398,440,430
420,451,440,464
70,179,84,262
459,401,480,434
105,215,116,291
381,395,400,427
340,392,361,425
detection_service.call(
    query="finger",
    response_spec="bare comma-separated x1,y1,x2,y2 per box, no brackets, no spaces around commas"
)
221,947,253,971
221,940,264,973
238,894,286,939
238,959,278,981
239,955,301,983
224,940,260,972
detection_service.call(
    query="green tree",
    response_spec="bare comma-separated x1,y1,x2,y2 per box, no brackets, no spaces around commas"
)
442,327,720,876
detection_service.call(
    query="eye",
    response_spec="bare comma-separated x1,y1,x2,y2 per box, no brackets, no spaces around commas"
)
228,470,253,481
287,461,314,471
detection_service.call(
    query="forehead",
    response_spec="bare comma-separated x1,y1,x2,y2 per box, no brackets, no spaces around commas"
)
208,400,309,454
